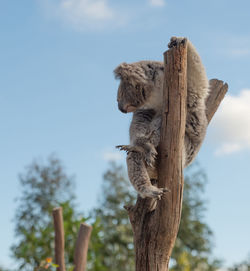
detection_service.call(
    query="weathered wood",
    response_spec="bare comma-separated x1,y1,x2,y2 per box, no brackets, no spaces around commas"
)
207,79,228,123
73,223,92,271
154,39,188,270
53,207,66,271
127,39,188,271
126,41,229,271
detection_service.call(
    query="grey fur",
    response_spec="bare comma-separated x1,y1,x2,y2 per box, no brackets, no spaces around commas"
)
115,37,209,199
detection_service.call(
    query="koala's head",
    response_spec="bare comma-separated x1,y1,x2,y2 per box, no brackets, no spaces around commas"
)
114,62,153,113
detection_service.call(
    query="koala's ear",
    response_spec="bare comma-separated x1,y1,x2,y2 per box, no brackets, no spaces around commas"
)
114,63,130,80
114,62,148,85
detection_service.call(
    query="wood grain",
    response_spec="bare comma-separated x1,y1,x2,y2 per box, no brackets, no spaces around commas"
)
127,39,188,271
207,79,228,123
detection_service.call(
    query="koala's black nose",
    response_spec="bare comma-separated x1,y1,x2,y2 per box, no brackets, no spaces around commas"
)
118,103,127,113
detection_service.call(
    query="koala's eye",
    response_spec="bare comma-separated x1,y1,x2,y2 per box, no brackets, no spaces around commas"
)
142,88,146,99
135,85,140,90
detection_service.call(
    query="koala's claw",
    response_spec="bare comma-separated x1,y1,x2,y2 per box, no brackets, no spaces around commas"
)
116,145,142,154
116,145,131,153
168,37,187,48
140,186,169,200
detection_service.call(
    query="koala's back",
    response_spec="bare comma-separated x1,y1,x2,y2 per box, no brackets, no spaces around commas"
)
130,56,208,171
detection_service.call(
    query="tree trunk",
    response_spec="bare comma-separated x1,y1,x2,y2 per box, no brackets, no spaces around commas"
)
127,38,188,271
126,39,228,271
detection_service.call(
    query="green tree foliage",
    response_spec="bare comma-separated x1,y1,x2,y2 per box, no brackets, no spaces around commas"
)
171,164,221,270
11,156,89,271
12,157,220,271
89,163,136,271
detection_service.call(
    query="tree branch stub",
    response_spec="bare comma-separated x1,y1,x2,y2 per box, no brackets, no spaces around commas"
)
206,79,228,123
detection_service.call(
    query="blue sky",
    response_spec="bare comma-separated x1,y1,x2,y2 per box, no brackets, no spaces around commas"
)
1,0,250,269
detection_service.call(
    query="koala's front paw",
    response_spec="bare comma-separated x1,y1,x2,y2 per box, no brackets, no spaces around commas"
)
168,37,187,48
139,185,169,200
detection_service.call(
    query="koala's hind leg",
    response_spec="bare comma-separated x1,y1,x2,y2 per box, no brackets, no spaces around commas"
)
185,39,209,165
126,151,168,199
169,37,209,166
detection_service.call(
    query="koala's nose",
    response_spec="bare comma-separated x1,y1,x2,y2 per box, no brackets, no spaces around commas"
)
118,102,127,113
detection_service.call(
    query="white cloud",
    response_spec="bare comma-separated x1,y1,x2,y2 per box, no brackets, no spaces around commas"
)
210,89,250,155
102,151,123,162
215,143,242,156
39,0,123,30
60,0,114,21
39,0,166,30
149,0,165,7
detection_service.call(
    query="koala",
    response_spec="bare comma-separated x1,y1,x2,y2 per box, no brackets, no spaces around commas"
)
114,37,209,199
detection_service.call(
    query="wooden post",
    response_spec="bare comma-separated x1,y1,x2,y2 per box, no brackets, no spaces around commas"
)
155,38,188,269
73,223,92,271
126,40,228,271
126,39,188,271
53,207,66,271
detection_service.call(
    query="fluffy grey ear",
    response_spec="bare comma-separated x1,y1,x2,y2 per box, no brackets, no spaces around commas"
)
114,62,128,80
114,62,148,85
